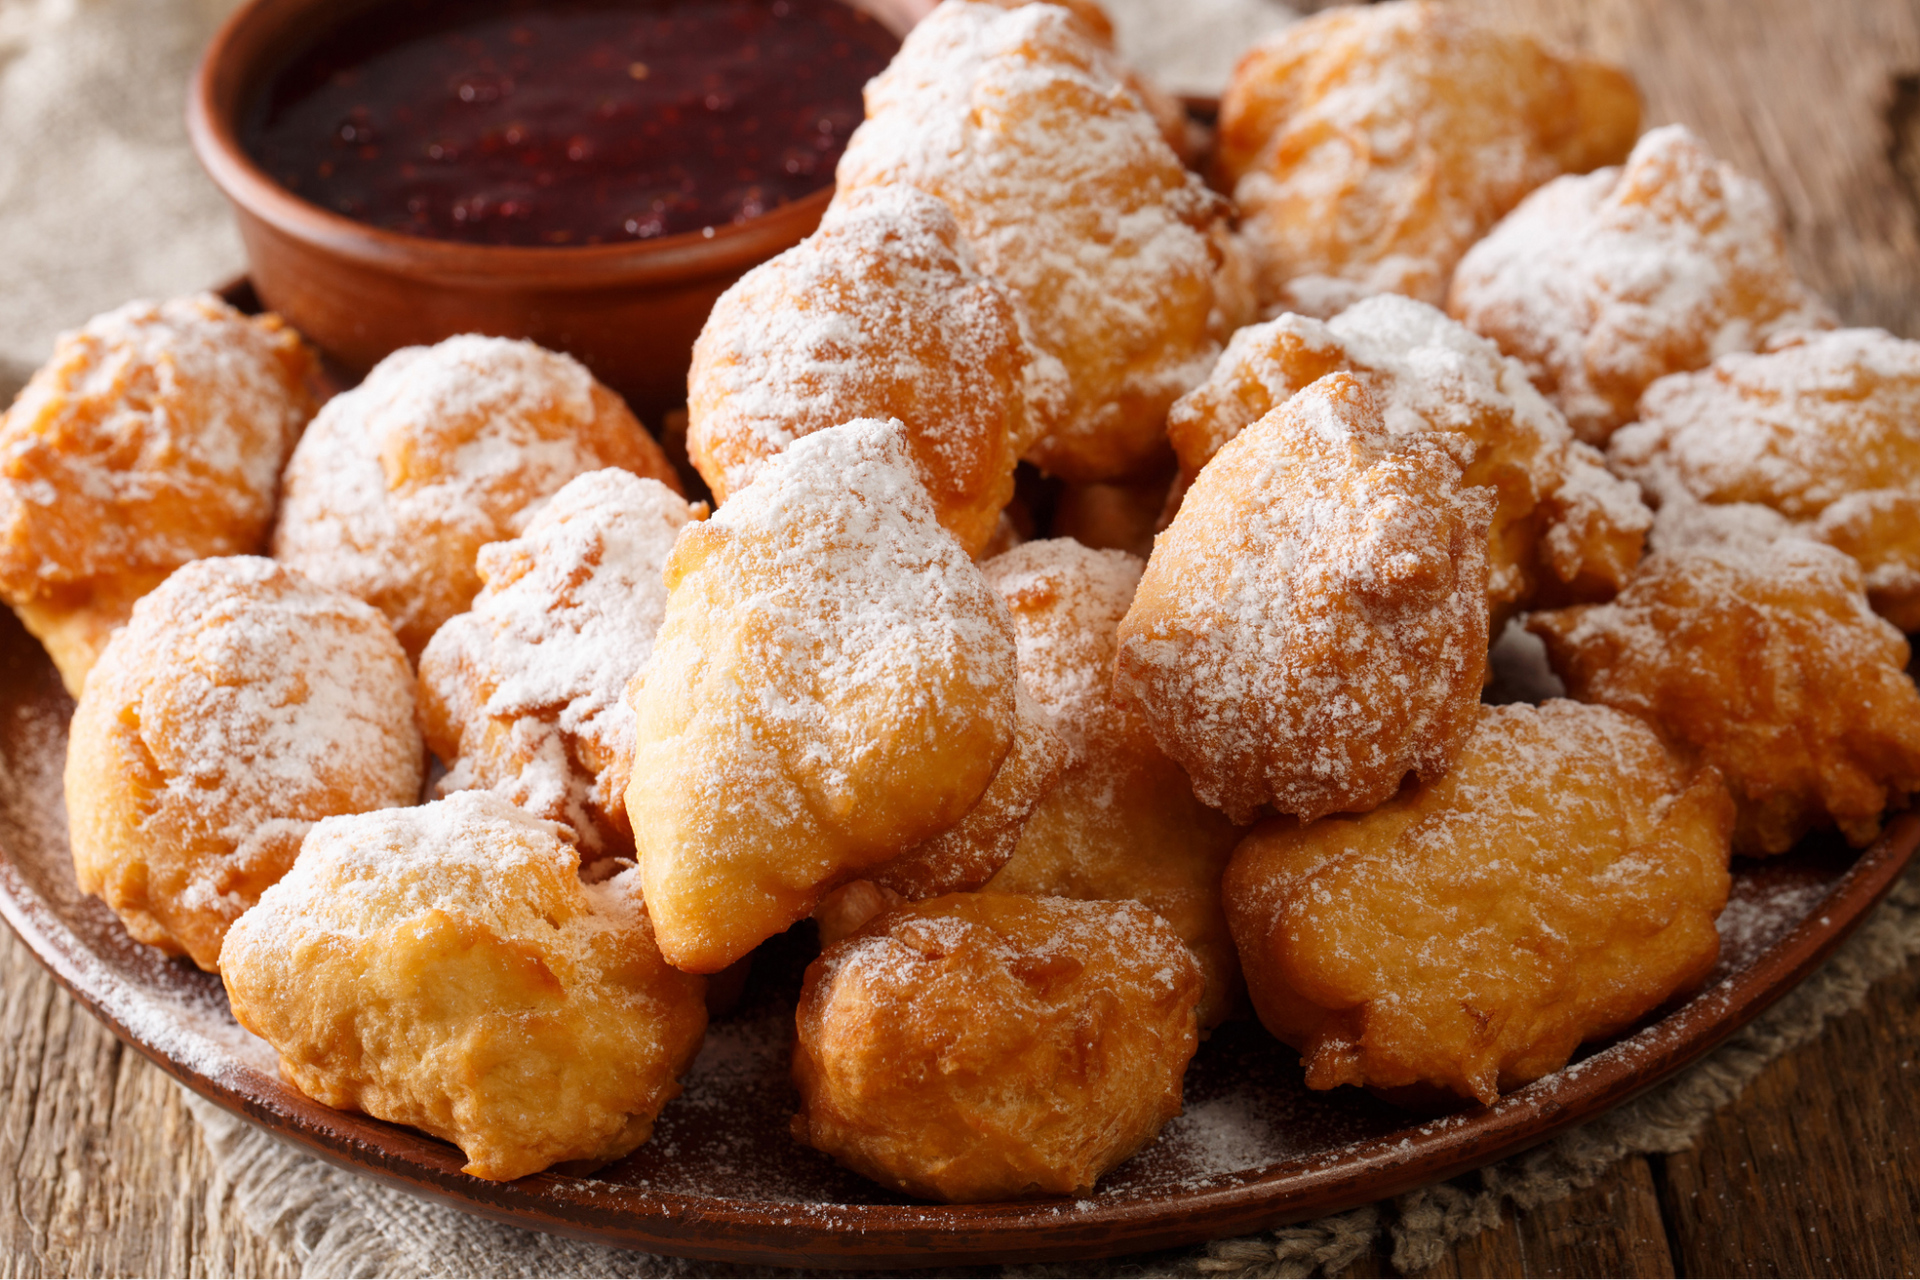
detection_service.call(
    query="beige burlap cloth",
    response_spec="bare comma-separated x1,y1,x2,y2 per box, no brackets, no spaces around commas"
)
6,1,1914,1275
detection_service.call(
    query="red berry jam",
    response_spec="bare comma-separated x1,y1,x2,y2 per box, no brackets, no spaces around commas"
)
240,0,898,247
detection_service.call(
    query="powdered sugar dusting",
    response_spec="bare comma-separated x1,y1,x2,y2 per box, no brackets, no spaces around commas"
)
1610,328,1920,626
272,334,669,653
420,469,699,853
0,294,312,594
689,184,1038,554
833,1,1233,479
980,538,1144,764
1450,125,1836,443
71,556,423,950
1615,329,1920,518
1167,295,1650,616
627,418,1021,967
239,791,639,953
672,419,1014,785
1118,374,1491,822
1217,4,1638,317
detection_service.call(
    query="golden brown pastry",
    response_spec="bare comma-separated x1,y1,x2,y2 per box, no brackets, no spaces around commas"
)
418,469,703,857
857,687,1069,902
1116,372,1493,824
1216,1,1639,318
973,0,1200,164
0,295,317,696
220,791,706,1182
272,335,680,657
1449,125,1835,444
1225,700,1732,1107
979,539,1244,1027
1610,328,1920,631
833,0,1247,483
626,419,1022,973
65,556,421,972
812,686,1070,947
1529,505,1920,854
792,892,1201,1201
688,185,1041,556
1167,295,1650,624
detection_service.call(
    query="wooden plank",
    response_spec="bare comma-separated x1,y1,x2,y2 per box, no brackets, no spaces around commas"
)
0,925,297,1279
1468,0,1920,337
1507,1156,1675,1279
1660,954,1920,1278
1412,1212,1529,1279
1383,1157,1672,1279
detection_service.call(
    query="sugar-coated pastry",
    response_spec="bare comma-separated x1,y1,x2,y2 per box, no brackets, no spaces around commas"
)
688,186,1042,556
973,0,1200,164
813,686,1069,946
1225,700,1732,1107
272,335,680,657
626,419,1021,973
861,687,1068,900
792,892,1201,1201
1116,373,1493,824
979,540,1244,1027
1168,295,1649,623
65,557,421,972
1610,328,1920,631
220,792,706,1182
1449,126,1835,444
0,295,317,696
1216,1,1639,318
1529,502,1920,854
418,469,702,857
833,0,1248,483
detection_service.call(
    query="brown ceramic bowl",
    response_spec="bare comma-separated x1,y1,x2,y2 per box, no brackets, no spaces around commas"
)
187,0,929,421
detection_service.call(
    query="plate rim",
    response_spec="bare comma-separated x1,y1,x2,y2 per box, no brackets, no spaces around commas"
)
3,726,1913,1269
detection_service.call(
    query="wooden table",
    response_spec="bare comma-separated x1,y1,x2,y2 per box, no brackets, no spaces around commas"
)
4,0,1919,1274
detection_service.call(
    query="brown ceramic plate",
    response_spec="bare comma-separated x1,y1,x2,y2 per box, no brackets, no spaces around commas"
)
4,609,1915,1268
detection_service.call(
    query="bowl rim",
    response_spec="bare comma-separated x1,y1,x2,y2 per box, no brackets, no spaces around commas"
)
186,0,861,288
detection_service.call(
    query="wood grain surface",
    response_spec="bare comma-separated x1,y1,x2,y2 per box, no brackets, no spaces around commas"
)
4,0,1920,1275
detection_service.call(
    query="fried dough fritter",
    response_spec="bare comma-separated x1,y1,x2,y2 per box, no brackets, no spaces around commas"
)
1116,372,1492,824
272,335,680,657
859,687,1069,902
979,539,1244,1027
1215,1,1639,319
220,791,707,1182
1610,328,1920,631
1168,295,1649,624
973,0,1202,164
0,295,317,696
625,419,1022,973
1225,700,1731,1107
812,690,1070,948
1449,125,1835,444
813,683,1073,948
688,185,1043,557
418,469,704,858
792,892,1201,1202
833,0,1248,483
65,557,421,972
1528,510,1920,855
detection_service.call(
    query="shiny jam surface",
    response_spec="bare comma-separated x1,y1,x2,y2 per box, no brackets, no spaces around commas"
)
241,0,898,246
